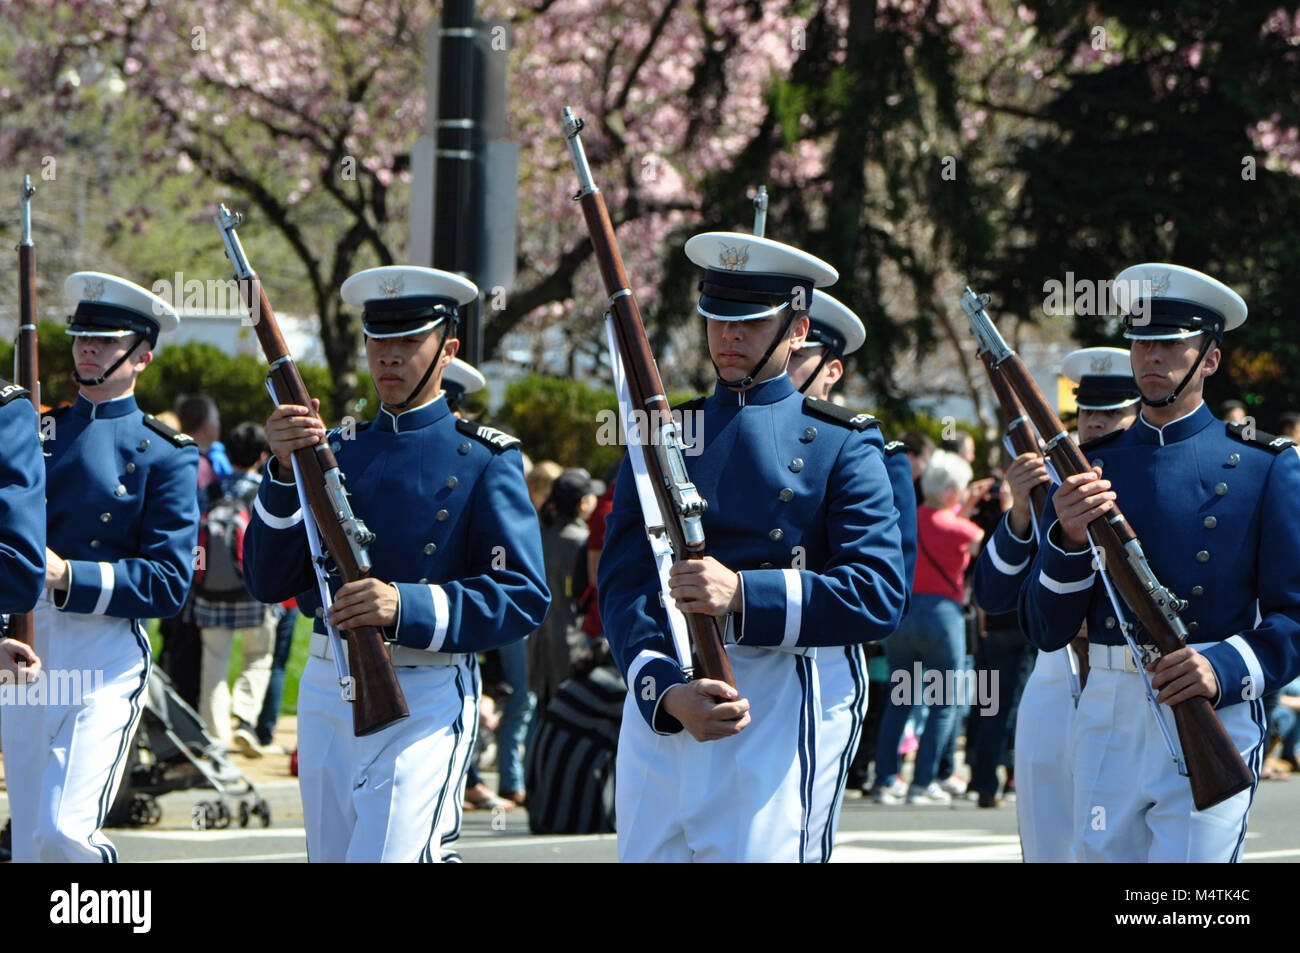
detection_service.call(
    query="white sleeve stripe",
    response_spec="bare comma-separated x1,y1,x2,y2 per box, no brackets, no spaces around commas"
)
1003,513,1034,545
427,584,450,652
92,562,115,615
986,537,1030,576
1044,520,1090,558
254,494,303,530
781,568,802,649
628,648,673,690
1038,569,1096,595
1225,634,1265,702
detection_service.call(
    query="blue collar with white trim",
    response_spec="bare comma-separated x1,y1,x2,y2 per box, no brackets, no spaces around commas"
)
374,394,451,433
72,392,138,421
1133,401,1215,447
711,373,795,406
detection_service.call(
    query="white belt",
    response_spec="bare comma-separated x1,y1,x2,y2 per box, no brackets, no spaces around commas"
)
1088,642,1145,674
308,631,468,668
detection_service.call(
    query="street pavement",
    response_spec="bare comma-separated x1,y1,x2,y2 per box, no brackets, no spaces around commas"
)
5,765,1297,863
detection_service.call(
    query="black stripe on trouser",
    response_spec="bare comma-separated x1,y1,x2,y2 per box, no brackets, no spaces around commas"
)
418,659,476,862
794,656,816,863
820,645,866,863
442,659,481,849
90,621,153,862
1230,694,1267,863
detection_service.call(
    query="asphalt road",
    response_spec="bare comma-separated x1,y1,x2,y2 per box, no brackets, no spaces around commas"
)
5,772,1296,863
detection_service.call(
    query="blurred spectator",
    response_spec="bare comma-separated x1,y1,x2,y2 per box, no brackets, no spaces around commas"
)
898,429,935,503
525,638,624,834
941,431,976,465
1264,678,1300,777
176,393,230,497
1220,399,1247,424
528,468,603,709
194,422,275,756
526,460,564,512
577,461,620,643
873,450,984,805
255,600,299,748
1279,412,1300,443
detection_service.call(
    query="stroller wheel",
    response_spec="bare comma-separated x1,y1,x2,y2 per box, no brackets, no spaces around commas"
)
146,799,162,825
238,801,250,828
126,795,158,828
214,800,232,829
253,798,272,828
192,801,216,830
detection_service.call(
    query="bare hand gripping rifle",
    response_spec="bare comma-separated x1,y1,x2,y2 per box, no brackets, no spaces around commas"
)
215,205,408,736
963,288,1252,810
9,175,39,647
562,108,735,688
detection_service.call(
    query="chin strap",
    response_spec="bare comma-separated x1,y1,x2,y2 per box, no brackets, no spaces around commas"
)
73,334,145,387
793,347,835,395
1139,334,1216,408
713,307,799,390
383,318,457,411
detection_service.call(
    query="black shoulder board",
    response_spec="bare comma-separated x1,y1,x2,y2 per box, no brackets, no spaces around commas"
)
1078,428,1124,453
0,381,29,405
883,439,908,456
803,397,879,431
456,417,521,451
671,396,707,413
143,414,196,447
1227,422,1296,454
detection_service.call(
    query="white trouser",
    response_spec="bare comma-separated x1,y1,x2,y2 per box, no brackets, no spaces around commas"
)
199,609,275,747
808,644,867,863
1014,647,1076,863
1,599,150,862
296,653,479,862
615,645,821,863
1070,664,1265,863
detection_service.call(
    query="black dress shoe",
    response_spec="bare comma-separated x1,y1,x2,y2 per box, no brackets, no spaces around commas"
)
977,790,1001,808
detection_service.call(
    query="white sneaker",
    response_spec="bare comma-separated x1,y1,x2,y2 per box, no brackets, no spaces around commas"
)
907,782,953,805
872,777,909,805
232,725,265,759
939,774,968,797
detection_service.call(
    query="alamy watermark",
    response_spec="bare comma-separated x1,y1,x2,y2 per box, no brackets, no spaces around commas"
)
595,407,705,457
890,662,1000,716
1042,272,1153,322
0,667,105,706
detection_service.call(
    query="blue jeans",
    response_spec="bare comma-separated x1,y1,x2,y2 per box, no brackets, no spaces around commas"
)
496,638,535,794
875,594,964,790
256,606,297,745
970,627,1031,793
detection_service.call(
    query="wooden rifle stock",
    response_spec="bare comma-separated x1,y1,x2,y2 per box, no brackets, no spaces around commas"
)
217,210,407,736
563,110,734,688
10,175,38,647
980,352,1048,520
994,350,1253,810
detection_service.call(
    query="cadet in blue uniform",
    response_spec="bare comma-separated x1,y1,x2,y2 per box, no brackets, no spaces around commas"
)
600,233,907,862
0,379,45,676
3,273,197,863
786,290,917,862
972,346,1138,857
1019,264,1300,862
244,266,548,862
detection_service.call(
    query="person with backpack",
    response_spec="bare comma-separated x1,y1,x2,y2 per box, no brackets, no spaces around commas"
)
194,422,275,757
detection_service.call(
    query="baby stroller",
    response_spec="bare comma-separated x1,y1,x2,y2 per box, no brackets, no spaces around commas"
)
105,666,271,830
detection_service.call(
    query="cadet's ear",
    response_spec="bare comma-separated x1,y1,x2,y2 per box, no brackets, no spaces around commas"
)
444,336,460,364
134,349,154,373
789,314,810,348
823,358,844,387
1200,340,1221,378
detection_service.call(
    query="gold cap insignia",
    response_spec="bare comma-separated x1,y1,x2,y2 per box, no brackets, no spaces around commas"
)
717,243,750,271
1090,354,1113,374
1145,271,1171,297
83,278,106,302
378,275,405,298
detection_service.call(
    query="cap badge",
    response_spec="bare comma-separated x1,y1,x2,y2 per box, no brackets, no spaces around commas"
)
1145,270,1171,297
1090,354,1113,374
717,243,750,271
83,278,106,302
378,275,405,298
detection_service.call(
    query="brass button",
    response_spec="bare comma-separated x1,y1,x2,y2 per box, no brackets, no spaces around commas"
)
315,607,325,618
436,510,449,522
89,539,101,549
125,462,136,474
138,439,150,451
1227,453,1240,467
1105,616,1116,629
445,476,458,489
114,485,127,497
418,577,428,584
779,488,794,502
100,513,112,523
424,543,437,555
769,528,784,542
802,427,818,442
458,442,472,455
1196,550,1210,563
1188,621,1199,633
1214,483,1228,496
331,441,342,452
1191,585,1204,596
789,458,804,473
760,562,774,569
1203,516,1217,529
1093,458,1104,469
